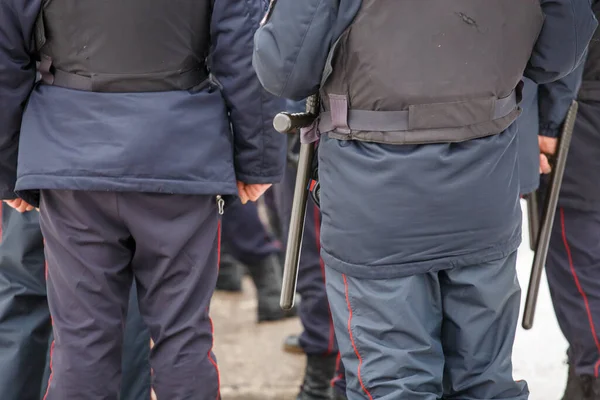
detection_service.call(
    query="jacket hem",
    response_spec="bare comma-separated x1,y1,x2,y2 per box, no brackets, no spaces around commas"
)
15,174,239,196
235,172,284,185
520,180,540,196
320,234,522,280
539,123,560,138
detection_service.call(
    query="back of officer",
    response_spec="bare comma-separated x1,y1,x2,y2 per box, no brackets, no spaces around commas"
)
255,1,597,399
0,0,285,399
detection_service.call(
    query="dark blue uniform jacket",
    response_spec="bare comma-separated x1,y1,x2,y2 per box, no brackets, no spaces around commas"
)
254,0,597,279
0,0,286,207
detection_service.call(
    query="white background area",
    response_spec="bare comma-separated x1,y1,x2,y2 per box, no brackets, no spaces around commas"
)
513,200,569,399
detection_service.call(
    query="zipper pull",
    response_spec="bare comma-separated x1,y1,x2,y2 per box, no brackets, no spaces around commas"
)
216,195,225,215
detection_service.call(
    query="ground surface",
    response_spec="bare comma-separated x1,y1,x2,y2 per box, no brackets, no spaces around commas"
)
211,201,569,399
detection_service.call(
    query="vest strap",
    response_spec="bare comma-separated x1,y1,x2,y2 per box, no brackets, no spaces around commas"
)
328,94,351,134
38,54,54,85
320,91,517,136
38,58,208,93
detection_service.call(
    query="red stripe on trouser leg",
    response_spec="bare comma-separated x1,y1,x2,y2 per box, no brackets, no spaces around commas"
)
331,352,342,386
207,313,221,400
43,258,54,400
210,222,222,398
342,274,374,400
560,208,600,377
42,341,55,400
331,374,344,385
314,205,336,355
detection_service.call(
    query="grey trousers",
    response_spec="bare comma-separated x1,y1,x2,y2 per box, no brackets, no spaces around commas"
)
39,190,221,400
325,251,528,400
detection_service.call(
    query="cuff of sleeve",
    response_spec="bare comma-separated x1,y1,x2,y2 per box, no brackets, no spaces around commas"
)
539,123,561,138
235,172,284,185
0,187,17,200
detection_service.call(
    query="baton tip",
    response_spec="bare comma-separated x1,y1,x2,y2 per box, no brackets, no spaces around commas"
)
280,300,295,311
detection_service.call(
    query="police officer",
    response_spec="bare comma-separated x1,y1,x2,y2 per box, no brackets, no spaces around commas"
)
518,69,586,398
219,198,296,322
0,0,285,398
255,1,597,399
532,4,600,396
0,204,151,400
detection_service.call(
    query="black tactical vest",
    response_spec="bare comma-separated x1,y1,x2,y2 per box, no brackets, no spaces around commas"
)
319,0,544,145
35,0,212,92
579,1,600,101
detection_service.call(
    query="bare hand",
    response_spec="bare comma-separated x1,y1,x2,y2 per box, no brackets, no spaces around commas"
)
539,136,558,174
4,198,35,213
236,182,272,204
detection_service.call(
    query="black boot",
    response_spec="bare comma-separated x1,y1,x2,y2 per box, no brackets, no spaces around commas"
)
581,373,600,400
215,253,243,292
332,387,348,400
247,254,296,322
296,354,338,400
562,364,586,400
283,334,305,354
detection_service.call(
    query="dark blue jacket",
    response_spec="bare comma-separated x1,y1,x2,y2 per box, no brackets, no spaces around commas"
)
0,0,286,207
516,77,541,195
254,0,597,280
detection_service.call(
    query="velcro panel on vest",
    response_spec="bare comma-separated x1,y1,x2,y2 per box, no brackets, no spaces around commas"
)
408,97,494,130
328,94,351,134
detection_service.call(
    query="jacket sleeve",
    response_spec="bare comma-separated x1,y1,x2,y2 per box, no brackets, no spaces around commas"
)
209,0,286,184
0,0,40,199
537,60,585,138
253,0,361,100
525,0,597,85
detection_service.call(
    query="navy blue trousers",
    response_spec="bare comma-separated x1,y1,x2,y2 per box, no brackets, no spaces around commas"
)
276,163,337,356
0,204,150,400
547,206,600,377
221,199,280,265
39,191,221,400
